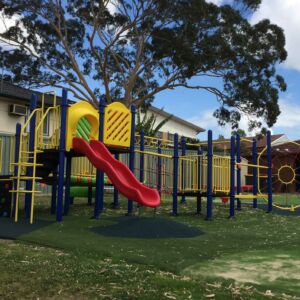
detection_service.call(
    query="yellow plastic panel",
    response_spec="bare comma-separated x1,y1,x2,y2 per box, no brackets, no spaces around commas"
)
104,102,131,148
66,101,99,151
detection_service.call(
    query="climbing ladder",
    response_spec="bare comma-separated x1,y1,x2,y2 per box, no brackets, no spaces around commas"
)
10,92,60,224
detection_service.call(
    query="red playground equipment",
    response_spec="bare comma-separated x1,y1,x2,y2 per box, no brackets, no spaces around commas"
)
73,138,160,208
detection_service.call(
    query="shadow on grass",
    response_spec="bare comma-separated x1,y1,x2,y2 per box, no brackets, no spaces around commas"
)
0,217,54,240
92,216,203,239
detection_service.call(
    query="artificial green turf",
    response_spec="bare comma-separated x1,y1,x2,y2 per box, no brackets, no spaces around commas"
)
1,195,300,299
272,193,300,206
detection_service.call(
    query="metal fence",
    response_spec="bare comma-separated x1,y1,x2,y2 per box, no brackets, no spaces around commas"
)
0,132,233,197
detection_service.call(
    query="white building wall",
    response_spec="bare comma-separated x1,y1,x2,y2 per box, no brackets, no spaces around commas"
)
0,98,26,134
0,97,55,137
140,111,199,139
0,97,199,139
47,109,56,137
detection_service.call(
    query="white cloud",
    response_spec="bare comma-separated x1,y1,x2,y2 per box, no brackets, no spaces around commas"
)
0,13,40,56
276,97,300,129
0,13,21,50
206,0,223,5
107,0,119,15
189,95,300,140
189,109,261,139
250,0,300,71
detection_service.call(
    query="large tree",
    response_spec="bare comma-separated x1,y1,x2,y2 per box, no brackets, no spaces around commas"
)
0,0,287,130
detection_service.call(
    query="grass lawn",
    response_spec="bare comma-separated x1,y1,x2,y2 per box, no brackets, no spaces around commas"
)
1,194,300,299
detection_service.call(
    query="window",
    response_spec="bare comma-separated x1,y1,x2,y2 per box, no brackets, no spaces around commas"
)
156,131,162,138
168,133,174,141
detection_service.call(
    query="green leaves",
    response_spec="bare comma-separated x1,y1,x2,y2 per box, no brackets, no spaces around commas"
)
136,109,172,137
0,0,287,132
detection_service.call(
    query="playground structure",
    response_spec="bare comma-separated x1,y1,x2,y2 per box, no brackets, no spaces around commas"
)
257,140,300,211
0,88,289,224
8,90,161,224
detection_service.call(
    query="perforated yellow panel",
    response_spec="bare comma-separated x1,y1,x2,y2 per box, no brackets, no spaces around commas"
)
103,102,131,148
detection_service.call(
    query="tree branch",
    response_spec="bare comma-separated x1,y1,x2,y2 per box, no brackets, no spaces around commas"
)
0,36,92,101
43,5,98,104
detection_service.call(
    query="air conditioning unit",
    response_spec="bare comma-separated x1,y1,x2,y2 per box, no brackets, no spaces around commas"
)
9,104,27,116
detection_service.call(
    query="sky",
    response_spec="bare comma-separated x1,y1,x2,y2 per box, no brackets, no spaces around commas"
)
1,0,300,141
153,0,300,141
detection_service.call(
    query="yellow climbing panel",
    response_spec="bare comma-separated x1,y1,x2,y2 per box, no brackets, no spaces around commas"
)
103,102,131,148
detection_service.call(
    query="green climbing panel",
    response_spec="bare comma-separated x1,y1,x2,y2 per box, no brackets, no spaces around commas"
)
76,117,92,142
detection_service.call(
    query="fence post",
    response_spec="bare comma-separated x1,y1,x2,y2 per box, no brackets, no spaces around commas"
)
94,95,106,218
172,133,179,216
181,137,186,204
236,134,241,210
56,89,68,222
113,153,119,208
157,140,162,196
140,131,145,184
252,138,258,208
206,130,213,220
25,94,37,219
267,130,272,212
196,146,202,215
51,167,58,214
229,135,236,218
63,155,72,215
127,104,136,216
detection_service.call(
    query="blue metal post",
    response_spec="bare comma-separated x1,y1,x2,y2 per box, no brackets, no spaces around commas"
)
236,134,241,210
172,133,179,215
140,131,145,184
94,96,106,218
113,153,119,208
196,147,202,215
63,155,72,215
12,123,21,218
181,137,186,204
206,130,213,220
56,89,68,222
267,130,272,212
136,130,145,210
25,94,37,219
252,138,258,208
51,167,58,214
157,140,162,196
229,135,236,218
127,105,136,215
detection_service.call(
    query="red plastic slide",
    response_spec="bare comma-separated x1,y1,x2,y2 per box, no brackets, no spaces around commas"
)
72,138,160,208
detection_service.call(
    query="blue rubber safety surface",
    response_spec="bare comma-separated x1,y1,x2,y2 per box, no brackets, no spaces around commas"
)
0,217,53,240
92,216,203,239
